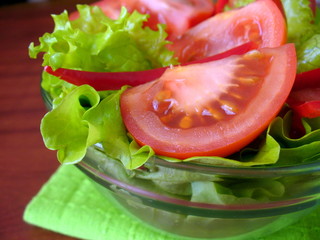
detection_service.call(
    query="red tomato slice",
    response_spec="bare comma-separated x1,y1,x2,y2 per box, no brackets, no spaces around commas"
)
120,0,215,39
69,0,121,20
120,44,297,159
170,0,286,63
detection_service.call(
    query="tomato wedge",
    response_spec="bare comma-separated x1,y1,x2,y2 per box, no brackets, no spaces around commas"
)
120,44,297,159
170,0,286,63
120,0,215,39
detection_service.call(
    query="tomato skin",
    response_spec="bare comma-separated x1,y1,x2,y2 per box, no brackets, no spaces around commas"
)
120,0,215,39
120,44,297,159
170,0,286,63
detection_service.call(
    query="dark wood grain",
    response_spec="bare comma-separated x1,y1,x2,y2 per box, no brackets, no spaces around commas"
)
0,1,94,239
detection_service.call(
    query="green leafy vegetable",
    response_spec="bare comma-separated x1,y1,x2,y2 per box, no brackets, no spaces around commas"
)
297,34,320,72
268,112,320,166
160,130,281,167
41,85,100,164
191,180,285,204
281,0,317,46
281,0,320,72
29,5,177,72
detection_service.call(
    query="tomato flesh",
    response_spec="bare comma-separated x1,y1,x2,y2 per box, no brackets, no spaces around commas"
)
170,0,286,63
120,44,297,159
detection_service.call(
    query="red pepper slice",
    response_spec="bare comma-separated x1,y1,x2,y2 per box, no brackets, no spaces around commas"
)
214,0,228,14
44,41,256,91
309,0,317,16
287,68,320,119
44,66,166,91
292,68,320,90
291,101,320,118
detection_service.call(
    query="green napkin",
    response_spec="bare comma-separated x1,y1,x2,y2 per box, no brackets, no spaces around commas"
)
23,165,320,240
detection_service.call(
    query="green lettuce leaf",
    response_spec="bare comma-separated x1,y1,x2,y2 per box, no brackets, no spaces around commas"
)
191,180,285,204
41,85,100,164
29,5,177,72
297,34,320,72
268,112,320,166
41,71,76,106
281,0,320,72
281,0,317,46
158,127,280,167
40,84,154,169
41,85,128,164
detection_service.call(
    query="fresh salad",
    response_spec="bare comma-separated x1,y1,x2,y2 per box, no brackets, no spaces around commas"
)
30,0,320,170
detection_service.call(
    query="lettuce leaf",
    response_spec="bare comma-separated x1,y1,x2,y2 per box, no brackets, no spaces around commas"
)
297,34,320,72
29,5,177,72
268,112,320,166
41,85,100,164
281,0,320,72
40,84,154,168
191,180,285,204
41,85,128,164
159,130,280,167
281,0,317,46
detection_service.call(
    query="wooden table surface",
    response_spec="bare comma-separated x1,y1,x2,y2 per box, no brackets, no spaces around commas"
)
0,1,95,239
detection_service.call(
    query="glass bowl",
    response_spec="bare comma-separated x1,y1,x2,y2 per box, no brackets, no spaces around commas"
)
41,87,320,240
